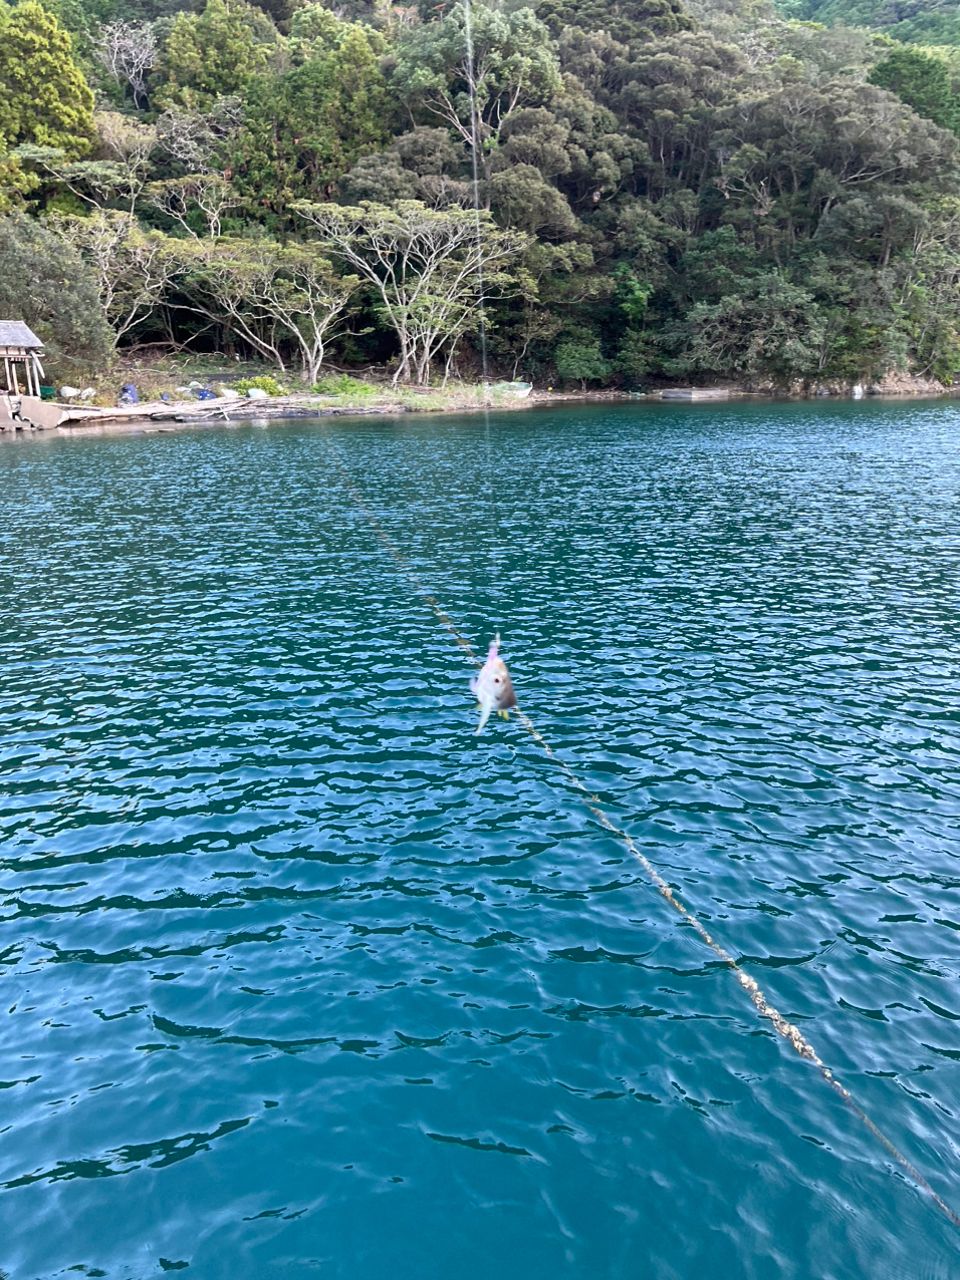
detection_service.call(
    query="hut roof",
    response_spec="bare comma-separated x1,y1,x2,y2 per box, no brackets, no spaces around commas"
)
0,321,44,349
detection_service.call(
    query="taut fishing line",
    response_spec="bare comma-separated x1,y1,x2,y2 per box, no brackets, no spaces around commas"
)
463,0,490,401
462,0,501,616
320,433,960,1232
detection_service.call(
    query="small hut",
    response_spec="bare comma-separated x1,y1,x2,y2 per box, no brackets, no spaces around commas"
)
0,321,45,397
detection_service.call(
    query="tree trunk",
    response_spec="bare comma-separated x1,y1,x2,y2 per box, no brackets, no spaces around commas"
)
414,347,431,386
392,336,413,385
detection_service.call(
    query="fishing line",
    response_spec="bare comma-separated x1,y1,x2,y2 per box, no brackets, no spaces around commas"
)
462,0,490,401
461,0,500,614
320,432,960,1232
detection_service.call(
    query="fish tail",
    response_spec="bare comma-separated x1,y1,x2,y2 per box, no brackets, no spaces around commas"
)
475,698,493,735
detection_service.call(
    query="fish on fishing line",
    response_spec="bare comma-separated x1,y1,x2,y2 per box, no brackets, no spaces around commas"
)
471,633,517,734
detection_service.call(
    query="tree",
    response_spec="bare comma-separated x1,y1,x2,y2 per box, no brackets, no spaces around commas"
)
150,99,242,234
608,32,748,202
551,73,648,209
538,0,692,42
668,273,827,385
230,18,390,215
0,145,35,213
490,164,579,238
391,3,561,193
0,211,113,375
714,79,959,253
293,199,528,384
554,333,610,387
0,1,95,157
176,238,361,382
617,327,653,384
340,128,469,206
153,0,280,112
791,0,960,45
899,196,960,381
146,175,239,238
869,47,960,136
16,112,157,213
94,20,157,109
485,239,594,379
59,211,179,343
155,97,244,174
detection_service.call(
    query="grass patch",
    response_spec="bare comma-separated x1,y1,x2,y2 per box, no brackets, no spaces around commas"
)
312,374,379,398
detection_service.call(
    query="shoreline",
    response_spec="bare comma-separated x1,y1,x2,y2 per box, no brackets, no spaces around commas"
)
5,386,644,439
2,380,956,442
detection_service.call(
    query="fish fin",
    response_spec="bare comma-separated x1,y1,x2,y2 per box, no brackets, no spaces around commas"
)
475,698,493,735
498,709,510,720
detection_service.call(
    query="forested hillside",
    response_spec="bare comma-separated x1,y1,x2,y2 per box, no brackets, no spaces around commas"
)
1,0,959,389
775,0,960,48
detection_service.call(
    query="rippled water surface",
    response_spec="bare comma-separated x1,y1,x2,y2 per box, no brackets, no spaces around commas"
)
2,400,960,1279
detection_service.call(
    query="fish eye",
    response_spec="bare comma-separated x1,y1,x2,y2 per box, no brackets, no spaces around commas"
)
494,676,501,684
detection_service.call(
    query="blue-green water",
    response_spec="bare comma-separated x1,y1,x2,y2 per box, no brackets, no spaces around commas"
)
1,399,959,1279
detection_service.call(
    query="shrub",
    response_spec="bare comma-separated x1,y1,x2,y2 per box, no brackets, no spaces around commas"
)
312,374,377,397
617,329,653,387
234,374,286,396
554,337,611,389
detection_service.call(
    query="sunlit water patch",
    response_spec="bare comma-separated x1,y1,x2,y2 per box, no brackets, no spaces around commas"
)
1,399,959,1279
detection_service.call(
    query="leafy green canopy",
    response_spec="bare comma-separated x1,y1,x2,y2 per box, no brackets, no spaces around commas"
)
0,210,113,374
391,4,561,185
230,10,390,215
538,0,692,42
869,47,960,133
778,0,960,46
0,1,94,156
153,0,280,111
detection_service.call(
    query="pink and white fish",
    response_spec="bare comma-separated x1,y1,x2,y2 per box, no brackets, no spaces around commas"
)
470,633,517,734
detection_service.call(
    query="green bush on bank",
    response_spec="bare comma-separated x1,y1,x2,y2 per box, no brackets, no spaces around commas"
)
312,374,378,397
235,375,287,397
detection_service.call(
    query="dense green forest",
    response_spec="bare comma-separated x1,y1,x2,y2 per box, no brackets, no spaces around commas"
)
2,0,960,389
775,0,960,49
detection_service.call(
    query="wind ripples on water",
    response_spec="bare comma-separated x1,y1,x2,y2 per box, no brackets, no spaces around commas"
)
1,400,959,1279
